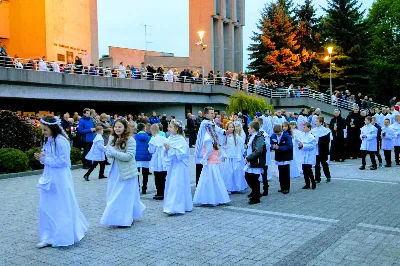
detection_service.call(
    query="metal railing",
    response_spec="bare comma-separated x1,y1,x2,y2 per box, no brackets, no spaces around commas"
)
0,55,388,110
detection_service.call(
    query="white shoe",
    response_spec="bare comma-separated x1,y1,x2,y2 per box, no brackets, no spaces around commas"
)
36,242,51,249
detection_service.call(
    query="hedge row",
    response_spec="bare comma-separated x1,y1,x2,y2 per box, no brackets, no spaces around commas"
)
0,147,82,174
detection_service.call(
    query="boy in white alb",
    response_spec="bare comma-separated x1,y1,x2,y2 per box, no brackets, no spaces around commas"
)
381,118,395,167
298,122,317,189
359,116,378,170
148,124,167,200
84,126,107,181
389,115,400,165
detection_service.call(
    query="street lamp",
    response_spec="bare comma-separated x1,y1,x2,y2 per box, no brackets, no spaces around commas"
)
325,47,333,97
196,30,207,84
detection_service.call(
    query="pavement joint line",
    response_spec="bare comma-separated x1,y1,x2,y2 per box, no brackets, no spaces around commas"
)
332,177,398,185
357,223,400,233
223,206,340,224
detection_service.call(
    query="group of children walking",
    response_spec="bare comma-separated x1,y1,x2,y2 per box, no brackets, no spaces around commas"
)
41,105,396,249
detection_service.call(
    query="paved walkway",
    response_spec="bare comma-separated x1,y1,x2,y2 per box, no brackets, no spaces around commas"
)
1,155,400,266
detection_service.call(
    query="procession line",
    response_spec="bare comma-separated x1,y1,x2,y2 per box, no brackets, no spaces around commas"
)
357,223,400,233
332,177,398,185
224,206,340,224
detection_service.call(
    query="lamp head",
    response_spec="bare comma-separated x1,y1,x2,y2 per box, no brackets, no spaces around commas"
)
324,56,330,61
327,47,333,55
202,44,208,50
197,30,205,41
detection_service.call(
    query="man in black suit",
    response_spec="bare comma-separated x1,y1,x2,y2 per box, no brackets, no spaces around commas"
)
186,113,196,148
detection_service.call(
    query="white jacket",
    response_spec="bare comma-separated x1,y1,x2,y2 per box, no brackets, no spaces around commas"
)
107,136,139,180
85,134,106,161
272,116,286,126
148,134,167,172
381,126,395,150
389,122,400,146
360,124,378,151
299,131,316,165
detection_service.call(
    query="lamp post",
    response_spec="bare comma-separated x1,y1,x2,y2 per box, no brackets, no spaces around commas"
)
196,30,207,84
325,47,333,97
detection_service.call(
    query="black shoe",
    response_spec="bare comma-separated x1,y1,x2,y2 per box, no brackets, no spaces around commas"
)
384,164,392,167
302,185,310,189
315,179,321,184
142,190,147,195
247,192,254,198
278,189,283,193
312,183,316,189
105,161,110,165
153,195,164,200
396,162,400,165
262,191,268,196
359,166,366,170
352,157,358,160
370,166,377,170
282,190,289,194
248,198,260,205
83,166,90,170
99,175,107,179
117,226,130,228
326,177,331,183
83,174,89,181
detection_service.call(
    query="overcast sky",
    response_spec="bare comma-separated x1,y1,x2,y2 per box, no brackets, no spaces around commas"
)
98,0,374,70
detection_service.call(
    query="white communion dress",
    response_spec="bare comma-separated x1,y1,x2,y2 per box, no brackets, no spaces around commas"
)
37,135,88,246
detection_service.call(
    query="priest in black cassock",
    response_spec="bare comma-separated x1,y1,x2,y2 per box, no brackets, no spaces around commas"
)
329,109,346,162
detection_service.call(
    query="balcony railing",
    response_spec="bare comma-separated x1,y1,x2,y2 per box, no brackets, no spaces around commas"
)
0,56,388,110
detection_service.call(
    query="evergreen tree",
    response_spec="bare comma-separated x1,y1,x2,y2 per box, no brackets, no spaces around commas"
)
321,0,369,93
247,2,301,79
366,0,400,103
295,0,322,86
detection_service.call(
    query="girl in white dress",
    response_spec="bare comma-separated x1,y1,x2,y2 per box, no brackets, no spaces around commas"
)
193,122,231,206
221,122,247,193
163,120,193,214
290,121,303,176
101,119,145,227
35,116,88,248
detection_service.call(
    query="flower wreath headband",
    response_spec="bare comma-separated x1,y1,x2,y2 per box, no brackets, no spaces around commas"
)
40,117,69,140
173,119,185,131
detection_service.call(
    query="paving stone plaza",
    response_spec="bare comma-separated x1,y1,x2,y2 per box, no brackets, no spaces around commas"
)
1,153,400,266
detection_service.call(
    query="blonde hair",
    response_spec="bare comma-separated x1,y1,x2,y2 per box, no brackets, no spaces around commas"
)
100,113,108,121
150,124,160,133
225,122,237,147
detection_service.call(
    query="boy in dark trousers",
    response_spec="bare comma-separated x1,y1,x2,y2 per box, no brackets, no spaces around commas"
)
311,117,332,183
271,124,293,194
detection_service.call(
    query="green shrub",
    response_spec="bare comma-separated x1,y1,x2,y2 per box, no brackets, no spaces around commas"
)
0,148,29,174
26,147,44,170
227,91,274,117
70,147,82,165
0,110,37,151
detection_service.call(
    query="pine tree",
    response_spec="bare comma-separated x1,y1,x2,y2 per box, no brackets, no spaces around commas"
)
320,0,369,93
247,2,301,79
366,0,400,102
295,0,322,86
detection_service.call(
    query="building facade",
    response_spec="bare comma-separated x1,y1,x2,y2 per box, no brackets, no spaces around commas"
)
189,0,245,76
0,0,98,65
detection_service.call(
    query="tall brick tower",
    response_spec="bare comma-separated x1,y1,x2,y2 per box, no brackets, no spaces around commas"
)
189,0,245,76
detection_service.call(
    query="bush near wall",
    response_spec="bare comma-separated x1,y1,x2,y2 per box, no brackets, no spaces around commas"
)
70,147,82,165
25,147,44,170
227,92,274,117
0,148,29,174
0,110,37,152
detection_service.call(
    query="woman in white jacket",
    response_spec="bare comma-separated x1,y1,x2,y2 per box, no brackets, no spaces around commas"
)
101,119,145,227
